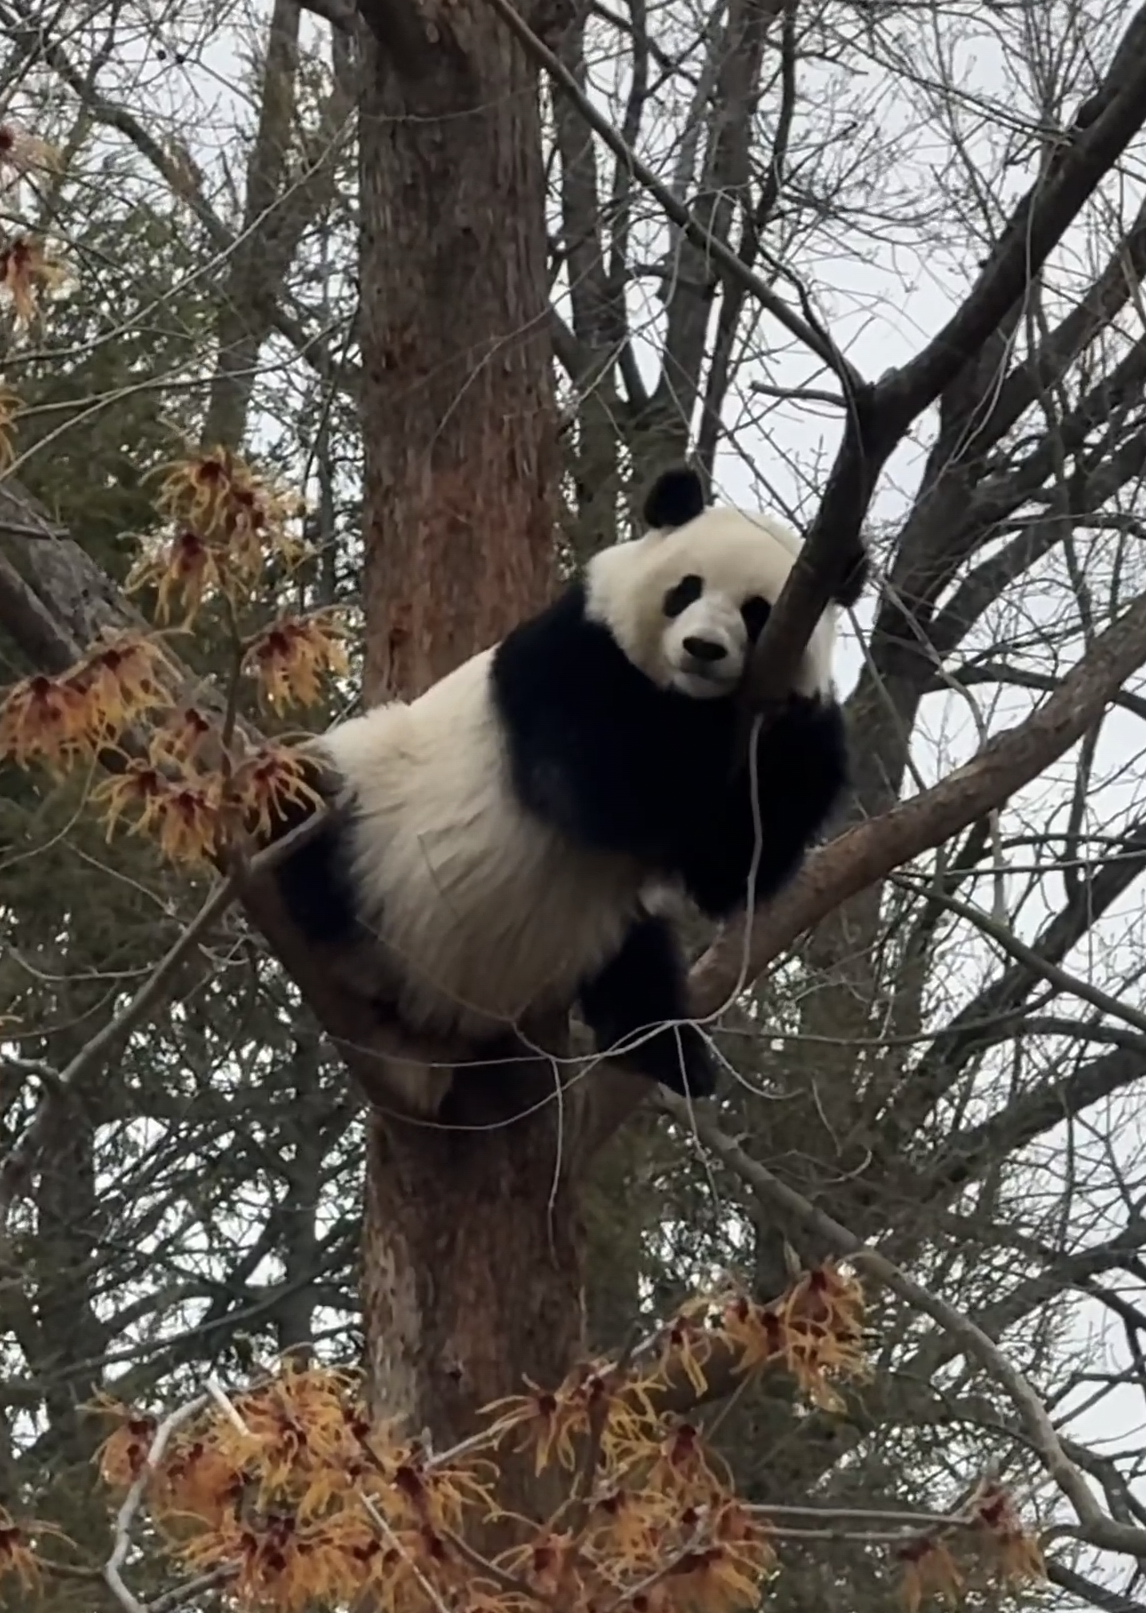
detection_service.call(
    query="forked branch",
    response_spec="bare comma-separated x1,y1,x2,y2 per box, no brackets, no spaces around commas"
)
691,583,1146,1015
485,0,1146,706
659,1098,1146,1558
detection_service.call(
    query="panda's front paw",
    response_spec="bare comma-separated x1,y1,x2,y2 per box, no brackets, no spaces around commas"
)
618,1022,716,1100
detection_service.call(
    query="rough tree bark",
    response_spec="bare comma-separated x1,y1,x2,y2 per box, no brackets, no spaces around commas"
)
353,0,582,1459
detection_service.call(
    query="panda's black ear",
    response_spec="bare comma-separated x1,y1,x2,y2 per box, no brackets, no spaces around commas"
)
642,466,706,530
834,545,870,610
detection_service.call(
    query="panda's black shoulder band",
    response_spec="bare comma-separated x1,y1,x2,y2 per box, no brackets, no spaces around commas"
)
642,465,706,530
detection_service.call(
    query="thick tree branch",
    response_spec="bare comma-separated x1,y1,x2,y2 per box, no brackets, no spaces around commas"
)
481,0,864,390
1047,1561,1146,1613
302,0,357,26
691,583,1146,1015
656,1098,1146,1557
738,1,1146,711
654,0,783,448
961,192,1146,462
494,0,1146,730
9,0,1146,1186
940,660,1146,724
915,1043,1146,1201
884,23,1146,434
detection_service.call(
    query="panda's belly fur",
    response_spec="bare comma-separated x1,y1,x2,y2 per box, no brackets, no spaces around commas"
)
325,650,646,1043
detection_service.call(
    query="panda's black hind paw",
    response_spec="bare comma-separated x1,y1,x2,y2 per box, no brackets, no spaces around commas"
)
617,1022,717,1100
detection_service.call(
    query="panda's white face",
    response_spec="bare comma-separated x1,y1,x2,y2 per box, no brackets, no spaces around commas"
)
586,506,838,701
659,568,760,698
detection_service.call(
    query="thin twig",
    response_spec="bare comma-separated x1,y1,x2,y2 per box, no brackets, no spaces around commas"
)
103,1396,209,1613
0,807,332,1220
146,1565,239,1613
602,1515,709,1613
480,0,863,393
442,1526,557,1604
748,1502,975,1529
359,1491,455,1613
660,1098,1146,1558
0,879,236,1221
890,871,1146,1042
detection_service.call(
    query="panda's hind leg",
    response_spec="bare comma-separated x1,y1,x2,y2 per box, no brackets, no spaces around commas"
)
579,914,715,1098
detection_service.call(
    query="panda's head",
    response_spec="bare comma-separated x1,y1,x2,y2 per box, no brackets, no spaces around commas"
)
585,466,865,702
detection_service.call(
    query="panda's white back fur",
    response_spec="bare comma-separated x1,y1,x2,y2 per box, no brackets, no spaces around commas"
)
321,648,645,1070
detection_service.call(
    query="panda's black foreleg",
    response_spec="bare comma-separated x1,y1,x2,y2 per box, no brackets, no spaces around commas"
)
677,697,850,920
579,914,716,1099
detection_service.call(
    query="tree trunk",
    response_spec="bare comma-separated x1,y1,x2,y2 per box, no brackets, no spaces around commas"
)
356,1,582,1465
358,4,558,708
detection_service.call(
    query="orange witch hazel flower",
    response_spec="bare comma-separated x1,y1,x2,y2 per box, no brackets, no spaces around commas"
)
93,761,222,865
0,124,58,178
897,1536,964,1613
646,1420,730,1503
181,1507,375,1613
151,705,216,766
716,1262,867,1411
152,1434,246,1531
0,233,66,325
71,634,171,728
659,1297,717,1396
0,671,93,768
485,1359,655,1479
0,634,171,772
969,1479,1045,1586
245,611,350,713
231,743,326,839
127,528,225,625
156,447,306,571
157,446,255,531
92,1395,159,1489
0,1510,41,1591
663,1503,776,1613
217,1364,359,1498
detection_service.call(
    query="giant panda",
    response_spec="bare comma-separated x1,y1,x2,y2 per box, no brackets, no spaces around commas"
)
266,466,865,1118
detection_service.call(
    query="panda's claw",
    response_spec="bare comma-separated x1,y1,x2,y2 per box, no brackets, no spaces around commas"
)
615,1022,717,1100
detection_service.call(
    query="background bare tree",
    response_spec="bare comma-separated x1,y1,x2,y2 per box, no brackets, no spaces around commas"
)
5,1,1146,1609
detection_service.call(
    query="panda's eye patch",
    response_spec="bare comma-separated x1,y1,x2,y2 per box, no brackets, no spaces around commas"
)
663,574,704,618
740,595,771,640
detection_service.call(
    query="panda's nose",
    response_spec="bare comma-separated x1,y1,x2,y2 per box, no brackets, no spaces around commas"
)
683,636,728,663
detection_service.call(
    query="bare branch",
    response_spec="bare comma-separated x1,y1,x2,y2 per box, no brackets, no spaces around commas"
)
741,3,1146,712
693,582,1146,1014
1047,1561,1146,1613
104,1395,210,1612
941,660,1146,725
301,0,357,27
657,1097,1146,1556
481,0,865,390
0,878,238,1225
886,10,1146,430
923,1043,1146,1198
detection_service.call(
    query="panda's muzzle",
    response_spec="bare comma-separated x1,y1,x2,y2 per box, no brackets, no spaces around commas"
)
682,636,728,664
